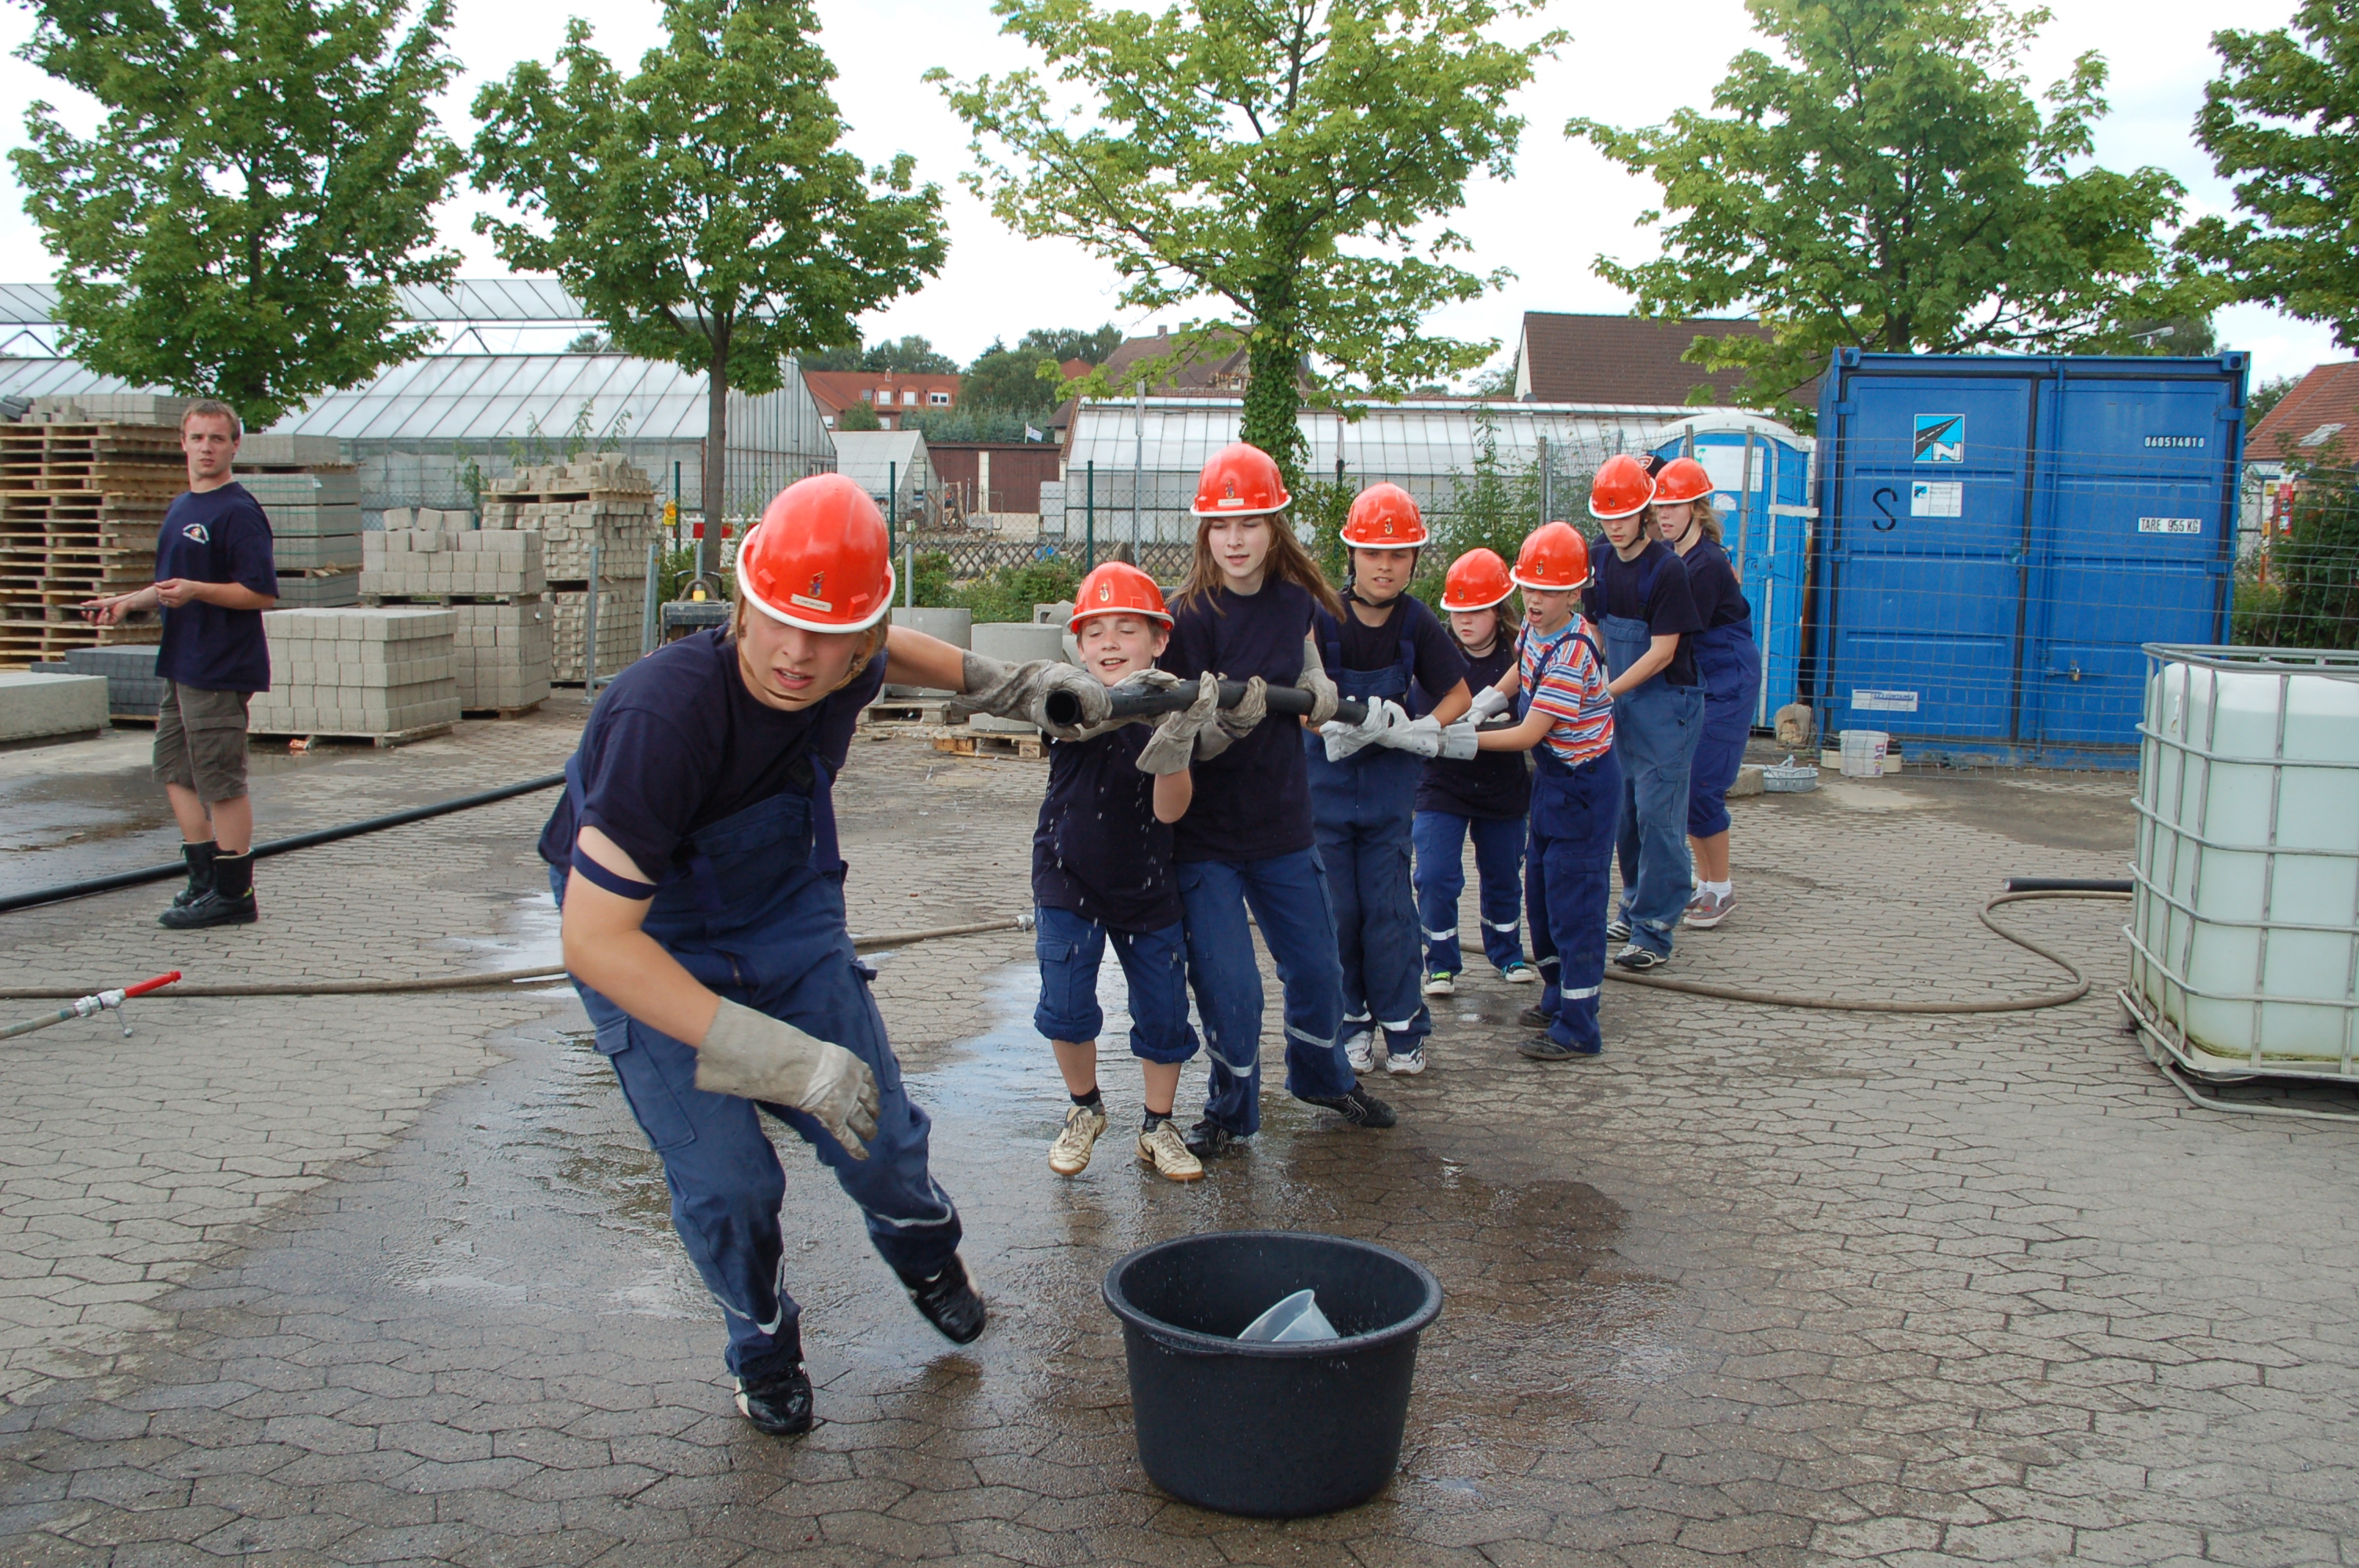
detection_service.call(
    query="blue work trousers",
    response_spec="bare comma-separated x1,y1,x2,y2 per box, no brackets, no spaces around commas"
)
1032,904,1199,1064
1412,810,1528,976
1601,612,1703,957
1310,748,1430,1047
1527,749,1623,1053
1176,849,1358,1137
1687,622,1761,840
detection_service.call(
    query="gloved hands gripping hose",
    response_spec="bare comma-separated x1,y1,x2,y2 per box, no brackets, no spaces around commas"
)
951,652,1111,739
1438,720,1480,760
1190,674,1265,764
696,999,881,1158
1376,713,1448,760
1296,636,1340,725
1321,698,1409,761
1136,672,1220,775
1467,685,1512,724
1070,669,1176,741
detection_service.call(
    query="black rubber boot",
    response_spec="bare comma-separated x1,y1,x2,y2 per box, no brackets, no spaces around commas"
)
161,849,256,928
900,1255,987,1345
169,841,218,911
732,1343,814,1436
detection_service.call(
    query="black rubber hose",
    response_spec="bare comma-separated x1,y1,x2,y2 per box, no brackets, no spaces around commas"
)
1045,680,1369,730
0,772,568,916
2002,877,2133,894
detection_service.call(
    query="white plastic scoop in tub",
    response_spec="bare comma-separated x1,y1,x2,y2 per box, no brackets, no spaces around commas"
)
1238,1289,1339,1343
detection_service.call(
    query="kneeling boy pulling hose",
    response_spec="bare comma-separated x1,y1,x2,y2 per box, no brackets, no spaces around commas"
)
543,473,1110,1438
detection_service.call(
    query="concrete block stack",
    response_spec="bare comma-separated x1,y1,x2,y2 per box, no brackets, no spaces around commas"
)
362,528,545,597
0,670,109,743
449,601,552,713
236,439,362,609
27,645,167,717
477,453,658,683
249,608,460,739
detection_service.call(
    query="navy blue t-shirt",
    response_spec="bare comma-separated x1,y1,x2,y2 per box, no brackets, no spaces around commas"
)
1158,578,1316,864
538,628,885,883
1033,724,1181,932
1321,592,1467,701
154,484,276,691
1414,635,1532,820
1679,539,1752,630
1585,537,1701,687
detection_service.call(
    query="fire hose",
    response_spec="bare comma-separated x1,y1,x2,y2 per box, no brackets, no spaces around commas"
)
2,971,181,1040
1046,680,1369,731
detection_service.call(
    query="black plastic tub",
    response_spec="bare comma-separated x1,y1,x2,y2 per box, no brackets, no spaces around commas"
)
1102,1229,1444,1518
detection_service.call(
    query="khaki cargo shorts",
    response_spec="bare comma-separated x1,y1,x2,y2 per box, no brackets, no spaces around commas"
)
153,681,253,804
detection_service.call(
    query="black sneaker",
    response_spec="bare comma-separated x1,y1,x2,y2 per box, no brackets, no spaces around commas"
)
1518,1036,1602,1062
1184,1120,1243,1160
900,1255,986,1345
1612,944,1665,972
158,887,256,929
1301,1085,1397,1128
1518,1004,1557,1029
732,1361,813,1436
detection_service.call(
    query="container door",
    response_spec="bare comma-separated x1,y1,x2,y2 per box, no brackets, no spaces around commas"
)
1819,374,2038,747
1649,431,1813,722
2027,376,2237,751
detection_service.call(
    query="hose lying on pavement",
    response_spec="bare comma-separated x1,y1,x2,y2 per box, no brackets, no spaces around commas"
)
1600,888,2128,1014
0,917,1031,1002
0,772,569,916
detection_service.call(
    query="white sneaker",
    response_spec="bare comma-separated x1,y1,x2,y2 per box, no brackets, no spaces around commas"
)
1136,1120,1205,1182
1499,961,1539,984
1343,1030,1376,1074
1384,1044,1427,1076
1422,971,1456,997
1048,1102,1107,1175
1606,916,1631,943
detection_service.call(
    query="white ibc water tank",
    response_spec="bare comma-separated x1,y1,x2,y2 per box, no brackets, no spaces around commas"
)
2128,646,2359,1078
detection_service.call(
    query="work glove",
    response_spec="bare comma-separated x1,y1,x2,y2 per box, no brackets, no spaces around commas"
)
1135,672,1220,775
1376,713,1448,760
1320,698,1409,761
695,999,880,1159
1467,685,1512,724
1296,636,1340,725
950,652,1112,740
1067,668,1174,742
1438,720,1481,760
1212,674,1267,741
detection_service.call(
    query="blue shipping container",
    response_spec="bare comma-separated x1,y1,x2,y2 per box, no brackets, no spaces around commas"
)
1650,414,1813,724
1810,351,2246,766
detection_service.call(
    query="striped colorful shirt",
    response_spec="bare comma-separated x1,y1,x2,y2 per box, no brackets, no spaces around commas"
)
1518,616,1614,766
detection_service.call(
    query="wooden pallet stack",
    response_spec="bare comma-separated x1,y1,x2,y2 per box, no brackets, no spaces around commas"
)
0,420,180,669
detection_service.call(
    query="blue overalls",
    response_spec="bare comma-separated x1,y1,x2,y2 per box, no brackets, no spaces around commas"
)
1686,612,1762,839
549,752,960,1378
1521,626,1623,1054
1303,610,1429,1051
1601,553,1705,958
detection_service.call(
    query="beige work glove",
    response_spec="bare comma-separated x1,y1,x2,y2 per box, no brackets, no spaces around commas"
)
1296,635,1340,725
1212,673,1267,740
695,998,880,1159
1135,671,1221,775
1070,667,1176,742
949,652,1113,739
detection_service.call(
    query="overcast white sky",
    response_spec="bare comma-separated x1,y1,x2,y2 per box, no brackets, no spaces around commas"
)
0,0,2346,387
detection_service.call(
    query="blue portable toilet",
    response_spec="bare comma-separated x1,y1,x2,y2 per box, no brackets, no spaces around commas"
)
1649,413,1813,724
1809,350,2246,767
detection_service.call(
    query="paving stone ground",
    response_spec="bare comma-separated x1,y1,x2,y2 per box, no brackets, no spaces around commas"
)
2,712,2356,1567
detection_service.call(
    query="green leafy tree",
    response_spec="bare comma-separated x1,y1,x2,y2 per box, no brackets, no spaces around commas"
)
2247,373,2301,426
801,340,867,372
2184,2,2359,347
471,0,947,571
862,334,959,374
834,400,883,430
1015,323,1122,365
963,323,1125,412
934,0,1559,482
2234,459,2359,651
12,0,464,426
1573,0,2202,425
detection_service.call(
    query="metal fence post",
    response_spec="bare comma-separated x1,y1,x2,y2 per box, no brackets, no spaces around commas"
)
1132,385,1144,554
583,542,602,697
1538,434,1550,524
1085,460,1096,572
888,460,897,557
642,541,660,658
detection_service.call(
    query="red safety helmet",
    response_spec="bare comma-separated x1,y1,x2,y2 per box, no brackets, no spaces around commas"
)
1069,561,1172,630
737,474,896,633
1589,453,1656,521
1513,521,1591,593
1340,481,1429,548
1190,442,1290,517
1439,547,1514,612
1653,456,1714,506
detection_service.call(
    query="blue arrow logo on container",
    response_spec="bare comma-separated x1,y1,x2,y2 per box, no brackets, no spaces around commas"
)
1914,415,1964,463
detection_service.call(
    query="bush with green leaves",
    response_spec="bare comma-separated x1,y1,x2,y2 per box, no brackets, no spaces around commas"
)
907,554,1081,625
2236,464,2359,652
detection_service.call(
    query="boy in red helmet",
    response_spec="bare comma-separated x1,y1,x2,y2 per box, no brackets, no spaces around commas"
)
1034,562,1220,1183
544,474,1110,1436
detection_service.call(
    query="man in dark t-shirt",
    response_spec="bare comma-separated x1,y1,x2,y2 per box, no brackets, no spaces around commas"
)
82,399,276,928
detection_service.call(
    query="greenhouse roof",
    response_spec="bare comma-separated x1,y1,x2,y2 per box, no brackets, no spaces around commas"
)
272,353,727,443
0,278,590,327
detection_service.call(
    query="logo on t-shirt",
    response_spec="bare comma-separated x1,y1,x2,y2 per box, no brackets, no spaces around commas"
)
182,522,210,544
